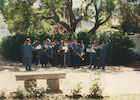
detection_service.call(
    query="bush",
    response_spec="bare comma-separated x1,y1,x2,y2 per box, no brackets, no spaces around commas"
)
0,88,6,99
12,86,29,99
0,31,135,65
70,82,83,96
89,76,102,96
106,33,135,65
12,85,48,99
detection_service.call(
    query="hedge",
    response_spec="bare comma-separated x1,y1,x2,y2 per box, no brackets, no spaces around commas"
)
0,32,135,65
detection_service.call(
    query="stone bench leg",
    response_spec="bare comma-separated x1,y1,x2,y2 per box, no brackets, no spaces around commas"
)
47,79,59,91
24,79,37,90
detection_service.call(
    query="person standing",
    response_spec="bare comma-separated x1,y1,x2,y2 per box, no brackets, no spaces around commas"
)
89,40,98,68
23,38,36,71
70,38,74,66
52,40,59,67
65,39,72,67
60,40,65,67
80,40,86,66
40,40,48,67
20,40,27,65
72,39,81,68
98,41,107,70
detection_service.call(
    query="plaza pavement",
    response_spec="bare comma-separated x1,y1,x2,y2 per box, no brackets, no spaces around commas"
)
0,54,140,96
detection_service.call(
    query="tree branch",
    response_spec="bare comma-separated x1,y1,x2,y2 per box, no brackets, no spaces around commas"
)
59,21,71,31
31,13,55,20
46,2,57,16
100,12,112,25
26,0,32,6
77,0,94,22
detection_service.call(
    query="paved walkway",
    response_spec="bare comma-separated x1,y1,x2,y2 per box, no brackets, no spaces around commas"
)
0,54,140,96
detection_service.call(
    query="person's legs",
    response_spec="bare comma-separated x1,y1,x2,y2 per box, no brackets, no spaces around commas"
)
73,55,76,68
66,54,71,67
68,55,71,67
28,57,32,71
22,52,24,65
24,57,28,70
40,54,44,67
44,56,48,67
89,53,93,68
93,54,97,68
77,56,81,68
98,57,101,69
53,54,55,66
54,55,58,66
60,54,64,67
102,57,105,70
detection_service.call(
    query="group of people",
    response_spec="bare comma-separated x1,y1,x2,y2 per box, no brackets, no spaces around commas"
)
20,38,107,71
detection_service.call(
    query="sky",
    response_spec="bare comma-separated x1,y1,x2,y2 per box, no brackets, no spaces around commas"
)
33,0,83,8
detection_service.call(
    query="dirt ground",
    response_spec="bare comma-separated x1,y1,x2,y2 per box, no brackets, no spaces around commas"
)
0,53,140,97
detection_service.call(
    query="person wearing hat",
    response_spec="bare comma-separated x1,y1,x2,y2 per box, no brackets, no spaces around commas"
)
23,38,36,71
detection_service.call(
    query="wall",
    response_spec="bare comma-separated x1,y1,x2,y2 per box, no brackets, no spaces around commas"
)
126,35,140,55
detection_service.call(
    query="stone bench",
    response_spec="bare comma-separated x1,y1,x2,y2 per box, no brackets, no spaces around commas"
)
15,72,66,92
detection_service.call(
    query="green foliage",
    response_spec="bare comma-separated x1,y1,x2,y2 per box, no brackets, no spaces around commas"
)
118,1,140,33
89,76,102,96
0,0,51,34
0,30,135,65
28,83,48,98
70,82,83,96
77,31,97,47
12,84,48,99
12,86,28,99
0,33,50,61
51,32,76,41
106,33,135,65
0,88,6,99
0,0,117,34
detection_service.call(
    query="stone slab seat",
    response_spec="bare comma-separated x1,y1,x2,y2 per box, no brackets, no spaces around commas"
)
15,72,66,92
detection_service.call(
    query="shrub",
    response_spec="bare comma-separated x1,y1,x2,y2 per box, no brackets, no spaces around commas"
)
70,82,83,96
89,76,102,96
28,85,47,98
0,31,135,65
12,84,48,99
106,33,135,65
12,86,28,99
0,88,6,99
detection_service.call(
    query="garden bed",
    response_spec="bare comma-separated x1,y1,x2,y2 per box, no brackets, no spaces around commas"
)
129,61,140,66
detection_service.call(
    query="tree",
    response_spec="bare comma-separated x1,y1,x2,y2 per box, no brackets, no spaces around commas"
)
0,0,116,34
0,0,51,34
117,0,140,34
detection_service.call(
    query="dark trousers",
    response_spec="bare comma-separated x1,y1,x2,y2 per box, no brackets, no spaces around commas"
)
53,54,58,66
60,54,64,67
66,54,71,67
41,55,48,66
90,54,97,68
98,57,105,69
73,55,80,68
22,52,24,65
25,57,32,70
